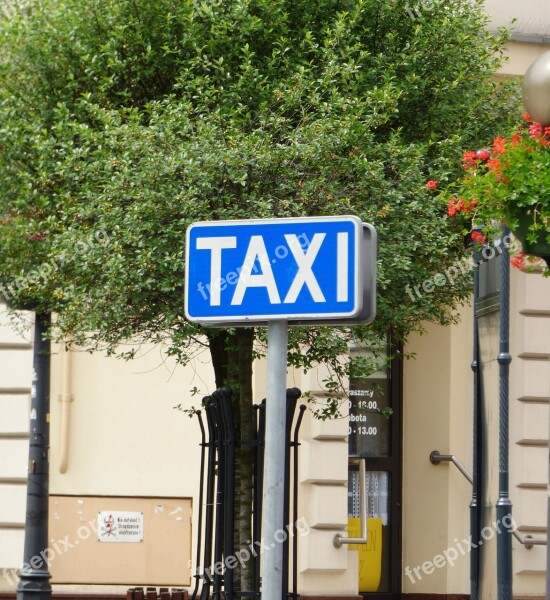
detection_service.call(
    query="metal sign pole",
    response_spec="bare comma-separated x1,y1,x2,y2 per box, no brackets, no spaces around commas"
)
261,319,288,600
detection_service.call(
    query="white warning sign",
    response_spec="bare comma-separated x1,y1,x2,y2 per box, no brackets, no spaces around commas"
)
98,511,144,543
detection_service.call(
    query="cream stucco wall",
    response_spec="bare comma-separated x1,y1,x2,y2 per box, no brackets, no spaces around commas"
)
0,307,33,591
499,41,550,78
509,269,549,595
403,314,473,596
0,327,359,596
47,341,210,594
402,266,550,598
2,277,549,597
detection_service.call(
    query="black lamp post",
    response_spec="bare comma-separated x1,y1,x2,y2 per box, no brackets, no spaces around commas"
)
16,312,52,600
521,50,550,600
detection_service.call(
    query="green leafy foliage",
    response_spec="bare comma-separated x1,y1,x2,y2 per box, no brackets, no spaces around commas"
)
0,0,520,389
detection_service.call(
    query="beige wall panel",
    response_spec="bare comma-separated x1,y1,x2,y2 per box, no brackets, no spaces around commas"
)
499,42,550,77
299,440,348,484
446,307,474,596
0,569,20,592
0,307,32,347
292,408,357,595
513,573,546,598
515,359,550,398
49,496,191,586
513,270,550,313
512,488,547,530
310,412,347,440
0,395,30,433
0,529,24,569
516,446,548,486
518,316,550,357
298,528,348,572
514,543,546,574
48,346,211,595
0,350,33,390
509,268,550,597
297,567,358,597
0,439,29,479
0,484,26,523
518,402,549,440
308,484,347,530
49,347,206,497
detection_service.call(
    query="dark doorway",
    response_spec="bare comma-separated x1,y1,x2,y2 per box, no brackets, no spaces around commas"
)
348,339,403,599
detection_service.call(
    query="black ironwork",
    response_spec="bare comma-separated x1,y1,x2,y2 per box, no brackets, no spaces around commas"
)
199,400,217,600
253,401,266,597
470,238,481,600
191,412,206,600
281,388,301,600
194,388,304,600
291,406,306,600
496,232,513,600
17,313,52,600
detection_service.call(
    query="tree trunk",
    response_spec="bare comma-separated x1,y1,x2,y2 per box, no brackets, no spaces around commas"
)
208,328,255,592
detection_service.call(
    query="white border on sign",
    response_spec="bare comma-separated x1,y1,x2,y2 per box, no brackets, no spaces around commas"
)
184,215,366,324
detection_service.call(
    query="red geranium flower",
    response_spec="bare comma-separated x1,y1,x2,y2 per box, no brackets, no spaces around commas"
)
463,198,477,213
462,151,477,169
447,197,470,216
529,122,543,139
476,149,490,161
470,231,486,244
510,251,527,271
487,157,502,174
492,137,507,155
426,180,438,190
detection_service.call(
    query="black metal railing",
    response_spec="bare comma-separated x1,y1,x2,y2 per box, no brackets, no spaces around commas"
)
192,388,305,600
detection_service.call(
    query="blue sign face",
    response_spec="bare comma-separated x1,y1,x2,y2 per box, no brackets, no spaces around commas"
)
185,216,376,325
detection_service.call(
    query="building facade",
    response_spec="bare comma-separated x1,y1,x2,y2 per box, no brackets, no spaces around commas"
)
1,1,549,598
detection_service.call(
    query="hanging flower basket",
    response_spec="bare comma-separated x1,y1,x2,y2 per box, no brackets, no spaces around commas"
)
440,113,550,271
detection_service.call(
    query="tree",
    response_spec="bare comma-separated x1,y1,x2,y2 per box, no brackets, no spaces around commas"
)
0,0,519,589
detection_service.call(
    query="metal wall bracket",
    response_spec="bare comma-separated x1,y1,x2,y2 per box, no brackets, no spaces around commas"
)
429,450,547,549
430,450,473,484
334,457,368,548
